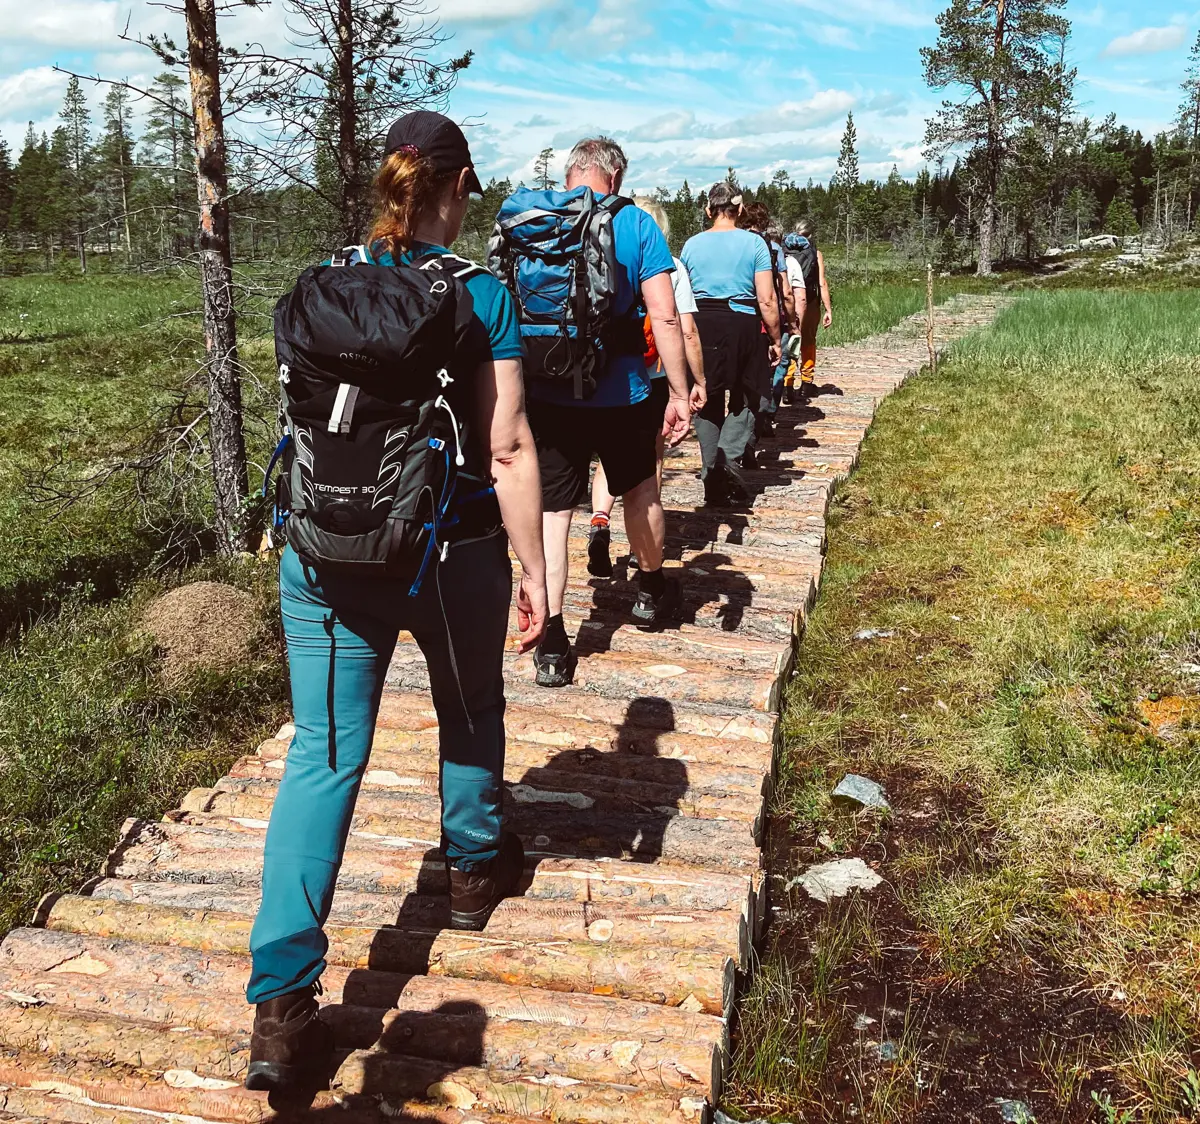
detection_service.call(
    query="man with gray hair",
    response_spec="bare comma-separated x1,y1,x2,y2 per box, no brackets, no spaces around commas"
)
512,136,692,687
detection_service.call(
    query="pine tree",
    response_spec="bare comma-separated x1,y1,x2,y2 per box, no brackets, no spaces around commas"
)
1104,195,1138,244
923,0,1074,274
8,125,46,254
140,72,194,260
1179,32,1200,226
59,75,93,272
96,85,137,259
836,111,860,257
0,140,13,237
533,147,557,190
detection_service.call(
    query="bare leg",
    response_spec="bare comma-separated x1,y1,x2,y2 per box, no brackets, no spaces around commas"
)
590,463,616,518
542,508,574,617
622,474,665,574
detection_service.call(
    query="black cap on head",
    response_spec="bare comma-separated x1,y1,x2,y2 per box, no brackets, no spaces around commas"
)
384,110,484,195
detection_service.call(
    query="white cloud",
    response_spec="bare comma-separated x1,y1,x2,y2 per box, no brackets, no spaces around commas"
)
625,110,701,142
0,0,121,47
441,0,565,25
0,65,67,123
1102,22,1189,57
724,89,857,136
627,49,739,71
809,24,861,49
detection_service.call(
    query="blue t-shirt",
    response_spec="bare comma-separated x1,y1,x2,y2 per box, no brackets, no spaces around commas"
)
529,203,675,409
679,228,773,315
368,240,523,363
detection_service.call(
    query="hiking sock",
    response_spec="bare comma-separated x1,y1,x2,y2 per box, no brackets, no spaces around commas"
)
638,566,667,601
541,614,570,658
590,511,610,529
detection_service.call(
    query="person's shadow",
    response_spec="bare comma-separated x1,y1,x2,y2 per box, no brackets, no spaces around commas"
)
512,696,689,864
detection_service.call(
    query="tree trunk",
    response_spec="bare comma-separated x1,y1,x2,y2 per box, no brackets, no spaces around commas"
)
336,0,361,246
977,191,995,276
185,0,251,554
77,230,86,273
119,142,132,258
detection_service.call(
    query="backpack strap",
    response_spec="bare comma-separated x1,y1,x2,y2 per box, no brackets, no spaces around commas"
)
330,244,374,267
412,250,486,284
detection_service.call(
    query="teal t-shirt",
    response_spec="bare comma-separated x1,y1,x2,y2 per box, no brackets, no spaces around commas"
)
679,228,773,315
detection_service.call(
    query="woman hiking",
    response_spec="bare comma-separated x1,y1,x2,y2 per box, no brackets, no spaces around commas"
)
787,219,833,401
587,196,707,576
244,110,548,1093
679,183,782,505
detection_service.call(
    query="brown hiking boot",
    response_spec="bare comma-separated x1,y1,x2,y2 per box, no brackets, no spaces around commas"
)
245,983,334,1093
448,832,525,931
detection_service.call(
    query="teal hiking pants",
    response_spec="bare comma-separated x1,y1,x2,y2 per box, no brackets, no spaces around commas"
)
246,535,512,1004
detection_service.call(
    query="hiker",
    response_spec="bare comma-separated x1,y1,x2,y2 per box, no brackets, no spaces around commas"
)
679,183,782,504
786,219,832,399
489,137,691,688
244,110,548,1093
587,196,707,577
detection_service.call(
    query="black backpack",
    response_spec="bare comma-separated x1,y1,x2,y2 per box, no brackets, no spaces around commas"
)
268,245,484,593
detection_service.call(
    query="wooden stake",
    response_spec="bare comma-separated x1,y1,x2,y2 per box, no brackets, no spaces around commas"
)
926,263,937,376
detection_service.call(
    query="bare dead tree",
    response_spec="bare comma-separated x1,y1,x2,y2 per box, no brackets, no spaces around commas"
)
223,0,471,246
183,0,251,554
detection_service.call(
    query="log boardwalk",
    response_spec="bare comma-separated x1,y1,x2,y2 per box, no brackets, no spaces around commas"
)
0,295,1007,1124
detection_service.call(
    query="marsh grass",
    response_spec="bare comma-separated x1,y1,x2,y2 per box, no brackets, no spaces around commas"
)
730,288,1200,1119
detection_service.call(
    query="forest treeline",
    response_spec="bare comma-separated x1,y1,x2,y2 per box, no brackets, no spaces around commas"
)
3,29,1199,275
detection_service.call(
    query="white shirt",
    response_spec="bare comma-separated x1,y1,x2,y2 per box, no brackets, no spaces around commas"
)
671,256,698,316
785,255,806,293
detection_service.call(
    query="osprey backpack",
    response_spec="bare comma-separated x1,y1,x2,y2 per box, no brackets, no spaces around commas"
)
486,186,642,400
268,244,484,593
783,233,820,302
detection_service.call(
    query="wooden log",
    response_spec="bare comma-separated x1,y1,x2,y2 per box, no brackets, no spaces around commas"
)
80,880,749,962
40,897,735,1014
0,947,722,1096
2,926,727,1046
208,758,767,824
247,737,773,799
376,691,777,746
103,819,758,915
387,642,780,713
0,1053,546,1124
333,1051,712,1124
178,790,763,870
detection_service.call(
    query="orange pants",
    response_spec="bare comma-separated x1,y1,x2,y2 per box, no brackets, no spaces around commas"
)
798,301,820,383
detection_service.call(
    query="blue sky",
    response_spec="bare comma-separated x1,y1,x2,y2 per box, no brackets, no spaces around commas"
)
0,0,1194,191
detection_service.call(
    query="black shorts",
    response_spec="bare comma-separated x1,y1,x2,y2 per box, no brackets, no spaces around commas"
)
528,395,661,512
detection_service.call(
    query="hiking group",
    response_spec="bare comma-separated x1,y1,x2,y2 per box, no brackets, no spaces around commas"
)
246,111,833,1092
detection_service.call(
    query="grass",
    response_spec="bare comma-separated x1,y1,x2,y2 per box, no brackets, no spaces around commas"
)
727,288,1200,1121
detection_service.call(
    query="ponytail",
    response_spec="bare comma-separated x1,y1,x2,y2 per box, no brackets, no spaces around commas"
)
369,149,457,253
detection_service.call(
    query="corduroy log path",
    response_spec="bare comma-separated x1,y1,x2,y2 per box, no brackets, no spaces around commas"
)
0,295,1007,1124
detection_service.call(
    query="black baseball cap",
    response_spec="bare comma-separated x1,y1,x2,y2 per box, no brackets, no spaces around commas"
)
384,110,484,195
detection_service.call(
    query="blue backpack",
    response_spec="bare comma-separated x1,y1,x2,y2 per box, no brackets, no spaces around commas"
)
487,187,641,399
783,232,819,301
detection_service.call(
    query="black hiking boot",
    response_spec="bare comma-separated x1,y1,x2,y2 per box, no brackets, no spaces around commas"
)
534,642,577,688
587,522,614,577
245,982,333,1094
632,576,681,631
448,832,525,931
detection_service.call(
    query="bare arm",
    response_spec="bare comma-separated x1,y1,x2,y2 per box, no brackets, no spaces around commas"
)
474,357,547,652
680,310,706,410
643,270,691,445
817,250,832,327
781,276,796,330
754,269,782,360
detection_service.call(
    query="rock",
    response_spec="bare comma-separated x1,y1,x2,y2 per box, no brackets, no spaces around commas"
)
853,1013,878,1031
853,627,895,641
796,858,883,903
1079,233,1118,250
876,1040,899,1062
832,774,890,811
995,1099,1035,1123
1043,247,1065,258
